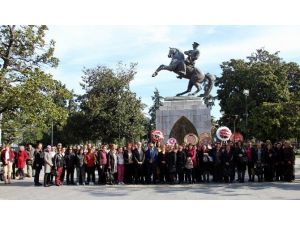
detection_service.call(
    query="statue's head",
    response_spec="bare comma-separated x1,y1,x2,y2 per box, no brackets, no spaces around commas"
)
192,42,199,48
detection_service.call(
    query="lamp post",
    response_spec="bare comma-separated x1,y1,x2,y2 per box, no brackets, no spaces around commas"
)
233,114,238,143
51,120,54,146
0,113,2,147
243,89,249,140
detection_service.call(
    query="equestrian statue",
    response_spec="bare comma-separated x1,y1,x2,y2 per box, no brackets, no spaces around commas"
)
152,42,215,97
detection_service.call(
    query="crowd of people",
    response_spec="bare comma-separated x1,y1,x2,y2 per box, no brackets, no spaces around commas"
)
0,139,296,186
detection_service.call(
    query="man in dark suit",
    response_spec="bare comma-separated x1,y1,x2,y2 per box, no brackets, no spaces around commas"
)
145,143,158,184
33,143,44,186
132,142,145,184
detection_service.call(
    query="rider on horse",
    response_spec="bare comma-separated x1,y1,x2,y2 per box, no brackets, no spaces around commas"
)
177,42,200,79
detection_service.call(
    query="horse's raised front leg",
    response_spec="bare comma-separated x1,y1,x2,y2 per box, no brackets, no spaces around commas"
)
152,64,174,77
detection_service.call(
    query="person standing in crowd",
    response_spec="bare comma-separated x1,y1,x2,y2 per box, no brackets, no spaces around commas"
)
235,141,247,183
11,148,17,179
16,146,28,180
1,145,15,184
246,141,255,182
253,142,265,182
49,146,56,184
211,142,223,182
133,142,145,184
76,147,85,185
107,144,118,185
97,145,107,185
60,146,66,184
222,144,234,183
33,143,44,186
202,144,212,183
264,141,275,182
167,145,177,184
274,142,284,181
176,145,186,184
44,145,53,187
185,152,194,184
283,141,295,182
65,146,76,185
54,146,64,186
186,143,196,183
123,145,134,184
85,144,96,185
157,144,168,184
26,144,35,178
196,144,204,183
117,147,125,184
145,142,158,184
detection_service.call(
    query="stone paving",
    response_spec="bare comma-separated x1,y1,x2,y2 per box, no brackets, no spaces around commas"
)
0,158,299,200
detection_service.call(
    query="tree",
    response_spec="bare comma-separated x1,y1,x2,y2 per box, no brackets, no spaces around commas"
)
215,48,300,141
79,63,147,144
0,25,71,144
148,88,163,131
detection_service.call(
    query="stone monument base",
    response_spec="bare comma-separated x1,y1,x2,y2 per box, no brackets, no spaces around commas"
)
156,96,211,144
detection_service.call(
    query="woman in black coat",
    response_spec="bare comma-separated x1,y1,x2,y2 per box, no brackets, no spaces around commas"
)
264,142,275,182
176,145,186,184
157,145,168,183
235,141,247,183
167,146,177,184
196,145,204,182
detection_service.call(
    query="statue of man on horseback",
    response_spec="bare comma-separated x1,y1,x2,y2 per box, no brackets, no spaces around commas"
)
152,42,215,97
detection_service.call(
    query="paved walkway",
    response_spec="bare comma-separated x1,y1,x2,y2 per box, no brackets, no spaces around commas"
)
1,159,299,200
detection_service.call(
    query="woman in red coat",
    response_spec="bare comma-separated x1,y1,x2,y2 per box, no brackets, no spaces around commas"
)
17,146,28,180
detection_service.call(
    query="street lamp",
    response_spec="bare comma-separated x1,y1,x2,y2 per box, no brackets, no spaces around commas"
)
0,113,2,147
51,120,54,147
233,114,238,143
243,89,249,140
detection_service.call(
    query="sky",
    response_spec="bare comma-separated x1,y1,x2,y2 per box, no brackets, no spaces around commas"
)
46,26,300,119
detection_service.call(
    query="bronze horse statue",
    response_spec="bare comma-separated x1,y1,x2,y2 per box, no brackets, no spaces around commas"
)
152,47,215,97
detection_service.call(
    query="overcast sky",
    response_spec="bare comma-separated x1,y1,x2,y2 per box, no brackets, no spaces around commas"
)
46,26,300,119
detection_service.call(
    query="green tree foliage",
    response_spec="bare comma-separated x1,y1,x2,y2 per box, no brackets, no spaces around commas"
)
148,88,163,130
79,63,147,144
216,48,300,141
0,25,71,144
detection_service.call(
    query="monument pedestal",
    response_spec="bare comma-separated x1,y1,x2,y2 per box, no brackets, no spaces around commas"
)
156,96,211,144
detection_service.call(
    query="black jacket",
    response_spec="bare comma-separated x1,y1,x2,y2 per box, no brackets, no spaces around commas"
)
264,148,275,166
132,148,145,164
221,150,234,167
33,151,44,170
54,153,65,168
65,152,76,168
252,148,265,164
176,151,186,168
124,150,134,164
157,151,167,167
76,154,85,167
167,151,177,173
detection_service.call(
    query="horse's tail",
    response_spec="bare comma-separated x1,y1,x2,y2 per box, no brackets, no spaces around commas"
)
202,73,216,97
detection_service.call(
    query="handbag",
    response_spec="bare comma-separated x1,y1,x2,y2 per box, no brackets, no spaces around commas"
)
51,168,57,176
